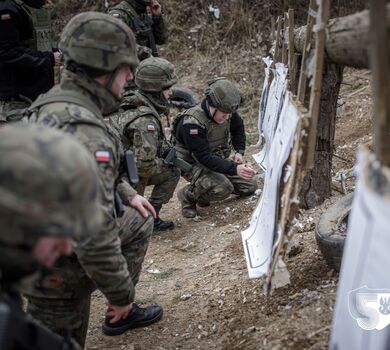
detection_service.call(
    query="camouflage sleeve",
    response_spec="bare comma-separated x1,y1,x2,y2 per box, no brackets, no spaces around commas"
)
72,126,135,306
35,106,135,306
124,115,165,178
117,178,137,203
152,15,168,45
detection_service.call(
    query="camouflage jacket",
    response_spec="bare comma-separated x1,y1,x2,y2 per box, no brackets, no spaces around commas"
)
109,90,168,179
27,69,137,306
108,0,167,57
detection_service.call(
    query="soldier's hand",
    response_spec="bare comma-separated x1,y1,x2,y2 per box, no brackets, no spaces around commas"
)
128,194,157,218
232,152,243,164
150,0,162,16
106,302,133,323
237,164,256,180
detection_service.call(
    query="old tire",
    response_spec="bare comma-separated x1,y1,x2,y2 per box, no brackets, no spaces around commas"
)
169,87,197,110
315,193,354,272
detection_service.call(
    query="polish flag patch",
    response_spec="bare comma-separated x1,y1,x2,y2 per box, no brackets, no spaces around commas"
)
95,150,111,163
1,14,11,21
189,129,198,136
147,124,156,132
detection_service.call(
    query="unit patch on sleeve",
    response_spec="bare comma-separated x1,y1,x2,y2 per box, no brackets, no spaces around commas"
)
189,129,198,136
95,150,111,163
1,13,11,21
147,124,156,132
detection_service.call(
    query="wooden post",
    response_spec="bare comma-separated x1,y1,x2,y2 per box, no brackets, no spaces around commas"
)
306,0,330,169
297,0,317,104
288,9,297,94
371,0,390,166
282,12,289,64
271,17,276,42
274,16,283,63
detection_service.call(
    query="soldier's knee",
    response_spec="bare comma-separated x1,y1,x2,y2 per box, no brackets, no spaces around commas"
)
209,180,234,201
237,180,258,196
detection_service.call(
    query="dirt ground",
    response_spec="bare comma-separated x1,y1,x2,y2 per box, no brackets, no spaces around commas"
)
83,68,373,350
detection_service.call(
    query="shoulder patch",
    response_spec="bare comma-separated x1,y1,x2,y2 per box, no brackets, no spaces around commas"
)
189,129,198,136
95,150,111,163
147,124,156,132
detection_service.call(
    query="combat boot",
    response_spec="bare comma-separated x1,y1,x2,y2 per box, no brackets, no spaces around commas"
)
154,217,175,231
102,304,163,336
177,188,197,218
151,204,175,231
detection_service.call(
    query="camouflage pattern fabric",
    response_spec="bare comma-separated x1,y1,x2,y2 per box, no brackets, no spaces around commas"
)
180,164,258,204
24,69,153,347
108,0,168,57
109,90,180,208
0,123,101,291
59,11,139,73
0,100,29,123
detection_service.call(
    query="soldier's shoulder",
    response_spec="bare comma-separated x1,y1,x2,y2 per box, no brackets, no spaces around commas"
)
36,102,105,129
181,106,206,127
109,1,137,21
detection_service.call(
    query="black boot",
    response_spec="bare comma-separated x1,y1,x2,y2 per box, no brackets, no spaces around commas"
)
151,203,175,231
102,304,163,336
154,216,175,231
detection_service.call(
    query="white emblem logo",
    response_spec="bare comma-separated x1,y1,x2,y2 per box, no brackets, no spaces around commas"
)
348,286,390,330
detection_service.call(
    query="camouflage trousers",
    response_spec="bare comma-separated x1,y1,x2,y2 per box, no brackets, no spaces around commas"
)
136,166,180,211
26,207,153,348
0,100,29,123
182,164,258,204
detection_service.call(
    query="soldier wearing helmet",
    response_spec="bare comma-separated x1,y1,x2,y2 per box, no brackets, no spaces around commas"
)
108,0,167,57
0,124,101,350
24,12,162,346
172,78,258,218
108,56,180,231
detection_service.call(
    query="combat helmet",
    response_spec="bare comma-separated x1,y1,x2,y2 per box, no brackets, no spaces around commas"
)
205,77,241,114
0,124,102,247
59,11,139,73
135,57,178,92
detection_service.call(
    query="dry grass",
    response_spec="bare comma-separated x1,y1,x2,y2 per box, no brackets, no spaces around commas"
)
50,0,369,139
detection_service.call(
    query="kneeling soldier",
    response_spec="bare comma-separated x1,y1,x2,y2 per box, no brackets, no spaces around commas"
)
109,57,180,231
173,77,258,218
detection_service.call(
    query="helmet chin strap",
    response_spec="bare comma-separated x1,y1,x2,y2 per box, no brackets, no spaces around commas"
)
206,99,217,120
104,67,121,101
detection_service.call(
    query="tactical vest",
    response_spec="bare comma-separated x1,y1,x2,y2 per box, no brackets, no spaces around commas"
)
112,1,157,56
18,1,52,51
172,106,232,163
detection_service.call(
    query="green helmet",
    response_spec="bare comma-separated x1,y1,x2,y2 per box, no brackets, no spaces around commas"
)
205,77,241,113
0,124,102,248
135,57,178,92
59,11,139,73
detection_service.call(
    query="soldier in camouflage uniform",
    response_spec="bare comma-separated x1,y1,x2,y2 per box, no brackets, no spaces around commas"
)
108,0,167,57
173,78,258,218
0,124,102,350
109,57,180,231
0,0,61,122
24,12,162,346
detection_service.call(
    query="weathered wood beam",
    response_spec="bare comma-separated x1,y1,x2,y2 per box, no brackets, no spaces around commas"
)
294,4,390,69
